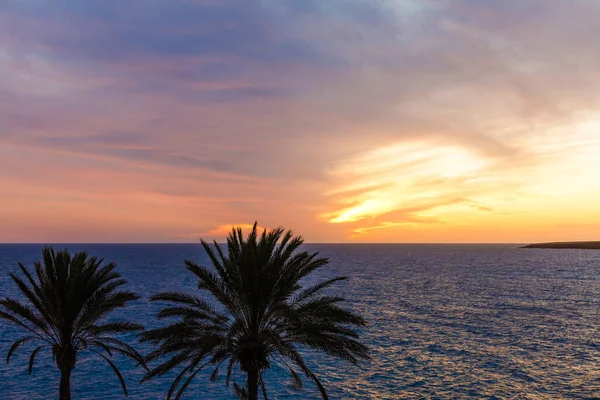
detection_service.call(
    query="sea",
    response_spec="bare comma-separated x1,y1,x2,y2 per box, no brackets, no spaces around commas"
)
1,244,600,399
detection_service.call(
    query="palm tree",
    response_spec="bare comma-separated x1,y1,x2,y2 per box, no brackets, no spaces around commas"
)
0,247,146,400
140,223,370,400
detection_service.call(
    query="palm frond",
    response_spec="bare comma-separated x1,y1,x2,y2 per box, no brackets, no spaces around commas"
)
88,322,145,335
174,361,209,400
292,277,348,304
143,223,369,399
28,346,45,375
91,349,128,397
1,247,144,397
6,336,35,363
89,337,147,369
0,298,52,338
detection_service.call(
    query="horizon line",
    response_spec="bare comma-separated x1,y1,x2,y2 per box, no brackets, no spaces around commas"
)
0,242,539,245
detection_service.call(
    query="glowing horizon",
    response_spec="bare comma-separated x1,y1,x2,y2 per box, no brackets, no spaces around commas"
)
2,0,600,244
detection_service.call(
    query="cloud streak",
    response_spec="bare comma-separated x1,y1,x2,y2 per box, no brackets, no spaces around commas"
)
1,0,600,242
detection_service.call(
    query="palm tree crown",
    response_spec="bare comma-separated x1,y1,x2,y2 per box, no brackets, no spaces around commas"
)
0,247,145,400
141,223,370,400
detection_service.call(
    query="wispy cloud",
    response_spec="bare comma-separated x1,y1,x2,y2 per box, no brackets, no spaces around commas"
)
1,0,600,242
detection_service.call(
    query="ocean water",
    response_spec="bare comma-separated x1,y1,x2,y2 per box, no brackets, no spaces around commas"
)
1,244,600,399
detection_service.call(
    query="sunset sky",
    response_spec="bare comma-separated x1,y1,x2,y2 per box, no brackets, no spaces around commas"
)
2,0,600,243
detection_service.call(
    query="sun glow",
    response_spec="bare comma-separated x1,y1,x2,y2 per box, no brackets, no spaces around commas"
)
324,140,490,224
329,198,398,223
319,113,600,241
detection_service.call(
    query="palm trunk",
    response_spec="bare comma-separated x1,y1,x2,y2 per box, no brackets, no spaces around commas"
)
247,369,259,400
59,368,72,400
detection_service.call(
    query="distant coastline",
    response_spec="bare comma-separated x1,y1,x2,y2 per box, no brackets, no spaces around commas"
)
522,241,600,249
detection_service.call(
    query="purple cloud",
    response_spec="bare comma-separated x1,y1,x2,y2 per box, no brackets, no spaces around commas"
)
2,0,600,241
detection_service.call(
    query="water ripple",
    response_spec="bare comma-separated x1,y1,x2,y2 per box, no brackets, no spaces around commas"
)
1,244,600,398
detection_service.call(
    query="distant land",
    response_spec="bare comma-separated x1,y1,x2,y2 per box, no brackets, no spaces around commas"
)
522,241,600,249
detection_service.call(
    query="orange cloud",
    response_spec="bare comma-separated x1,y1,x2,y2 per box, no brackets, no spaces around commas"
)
2,0,600,243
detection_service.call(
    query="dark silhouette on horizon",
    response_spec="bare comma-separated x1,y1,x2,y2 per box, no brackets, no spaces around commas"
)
522,241,600,249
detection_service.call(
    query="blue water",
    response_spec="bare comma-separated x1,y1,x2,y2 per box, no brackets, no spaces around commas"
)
1,244,600,399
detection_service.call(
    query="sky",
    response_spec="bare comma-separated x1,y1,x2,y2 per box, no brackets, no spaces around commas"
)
1,0,600,243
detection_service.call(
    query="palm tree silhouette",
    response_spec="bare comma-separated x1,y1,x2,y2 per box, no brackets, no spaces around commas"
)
0,247,146,400
141,223,370,400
